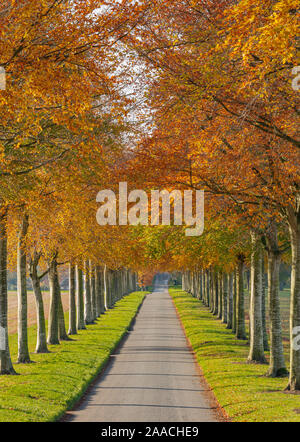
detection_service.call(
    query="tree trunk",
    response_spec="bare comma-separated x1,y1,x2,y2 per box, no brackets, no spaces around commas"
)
265,223,287,377
262,258,269,351
17,213,31,363
236,255,247,340
248,231,266,363
47,256,60,345
68,262,77,335
106,268,113,308
209,269,214,313
104,265,108,310
29,252,49,353
232,271,237,334
217,272,223,320
212,270,218,315
58,280,70,341
90,261,96,321
100,266,106,313
199,270,203,300
76,265,86,330
95,266,101,318
201,269,205,304
206,269,210,306
226,273,233,329
286,207,300,391
0,210,16,374
222,273,228,324
111,271,117,305
84,260,93,324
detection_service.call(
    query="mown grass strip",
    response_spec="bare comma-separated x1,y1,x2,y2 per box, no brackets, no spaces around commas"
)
0,291,146,422
169,288,300,422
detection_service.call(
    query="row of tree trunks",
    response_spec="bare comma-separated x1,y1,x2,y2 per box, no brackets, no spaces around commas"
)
1,213,138,375
181,234,288,379
14,211,139,367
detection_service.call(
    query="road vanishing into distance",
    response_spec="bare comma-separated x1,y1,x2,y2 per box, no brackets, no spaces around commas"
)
66,279,220,422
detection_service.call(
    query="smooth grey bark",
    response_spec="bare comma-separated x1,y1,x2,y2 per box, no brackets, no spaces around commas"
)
29,252,49,353
265,224,288,377
261,258,269,351
286,205,300,391
199,270,203,300
84,260,93,324
0,210,16,374
222,273,228,324
201,269,205,304
195,271,199,298
193,272,197,298
104,265,108,310
204,269,208,305
95,266,101,317
115,271,119,303
217,272,223,320
205,270,209,307
118,271,122,299
209,269,214,313
232,271,237,334
68,262,77,335
106,269,111,308
111,271,116,304
190,271,193,296
100,266,106,313
17,213,31,363
110,270,115,307
191,271,195,297
212,270,218,315
236,255,247,340
226,273,233,329
76,265,86,330
206,269,210,306
248,231,266,363
89,260,96,321
112,271,117,305
58,274,70,341
47,256,60,345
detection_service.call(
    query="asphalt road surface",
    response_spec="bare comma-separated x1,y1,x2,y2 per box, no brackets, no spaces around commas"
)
67,280,219,422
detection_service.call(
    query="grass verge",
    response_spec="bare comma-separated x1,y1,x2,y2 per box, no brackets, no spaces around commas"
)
0,291,146,422
169,287,300,422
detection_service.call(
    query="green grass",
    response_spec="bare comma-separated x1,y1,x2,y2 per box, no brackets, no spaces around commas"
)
170,287,300,422
243,288,290,341
0,291,146,422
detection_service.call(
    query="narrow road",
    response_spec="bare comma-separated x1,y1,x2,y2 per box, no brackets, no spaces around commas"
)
67,281,219,422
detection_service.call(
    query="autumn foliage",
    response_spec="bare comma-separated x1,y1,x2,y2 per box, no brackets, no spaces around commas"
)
0,0,300,396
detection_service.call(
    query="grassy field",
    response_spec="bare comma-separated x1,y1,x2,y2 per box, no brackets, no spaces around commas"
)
0,291,146,422
7,290,69,335
169,287,300,422
243,288,290,341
